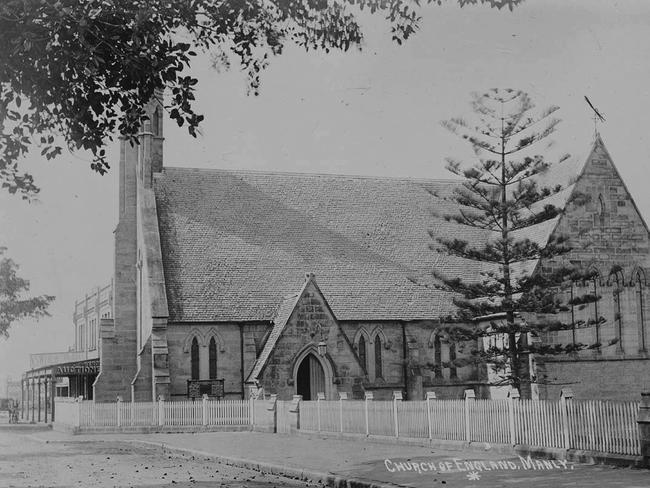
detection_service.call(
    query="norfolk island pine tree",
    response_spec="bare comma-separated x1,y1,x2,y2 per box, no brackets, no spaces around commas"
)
426,89,610,398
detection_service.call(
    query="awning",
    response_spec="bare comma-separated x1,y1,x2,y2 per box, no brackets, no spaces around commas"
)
24,358,100,378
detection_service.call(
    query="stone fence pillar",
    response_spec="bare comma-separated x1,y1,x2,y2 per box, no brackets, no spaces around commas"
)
393,390,402,438
464,389,475,443
559,388,573,451
637,392,650,466
288,395,302,432
364,392,373,436
507,388,520,446
339,391,348,433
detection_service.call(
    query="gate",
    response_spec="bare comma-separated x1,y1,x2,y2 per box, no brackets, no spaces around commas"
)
276,400,293,434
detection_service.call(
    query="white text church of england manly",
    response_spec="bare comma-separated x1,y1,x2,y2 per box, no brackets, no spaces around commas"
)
93,97,650,403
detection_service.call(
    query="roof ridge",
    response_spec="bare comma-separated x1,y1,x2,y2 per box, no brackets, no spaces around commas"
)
160,165,460,184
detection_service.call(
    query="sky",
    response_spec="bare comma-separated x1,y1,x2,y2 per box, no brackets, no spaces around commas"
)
2,0,650,383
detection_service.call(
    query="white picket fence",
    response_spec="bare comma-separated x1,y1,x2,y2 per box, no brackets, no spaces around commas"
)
72,398,251,428
56,394,641,457
299,396,641,456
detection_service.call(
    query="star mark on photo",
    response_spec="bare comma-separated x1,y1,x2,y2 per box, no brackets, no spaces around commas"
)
466,471,481,481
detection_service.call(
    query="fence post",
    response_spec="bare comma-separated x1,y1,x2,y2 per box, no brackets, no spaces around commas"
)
289,395,302,432
507,388,520,446
75,396,83,428
158,395,164,427
637,392,650,466
560,388,574,450
116,396,123,427
202,394,208,426
317,392,325,432
338,391,348,433
426,391,436,440
268,394,278,433
393,391,402,438
464,389,475,443
364,392,373,436
249,396,255,429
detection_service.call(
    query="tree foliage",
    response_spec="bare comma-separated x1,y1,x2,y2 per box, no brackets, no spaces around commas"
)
0,247,54,337
433,89,603,394
0,0,522,198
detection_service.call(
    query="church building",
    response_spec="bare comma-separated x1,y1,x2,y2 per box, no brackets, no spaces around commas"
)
93,97,650,403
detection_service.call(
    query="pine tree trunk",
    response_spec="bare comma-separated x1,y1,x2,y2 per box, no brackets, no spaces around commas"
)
500,121,520,394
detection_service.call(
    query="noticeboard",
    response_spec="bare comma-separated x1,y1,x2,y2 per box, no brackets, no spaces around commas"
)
187,379,225,399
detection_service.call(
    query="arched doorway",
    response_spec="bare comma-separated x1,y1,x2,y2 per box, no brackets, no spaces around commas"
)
296,353,326,400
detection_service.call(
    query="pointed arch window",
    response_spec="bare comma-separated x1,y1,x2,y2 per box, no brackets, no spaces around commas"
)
636,271,647,352
588,269,601,346
449,342,458,379
358,336,367,372
152,107,162,136
374,336,383,379
610,270,624,352
432,332,458,380
597,194,606,228
191,337,200,380
433,334,442,378
568,281,576,344
209,337,218,379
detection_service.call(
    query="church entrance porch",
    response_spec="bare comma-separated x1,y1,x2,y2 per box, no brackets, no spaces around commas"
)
296,353,326,400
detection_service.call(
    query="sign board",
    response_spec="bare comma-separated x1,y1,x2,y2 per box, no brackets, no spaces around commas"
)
187,379,225,399
55,359,100,376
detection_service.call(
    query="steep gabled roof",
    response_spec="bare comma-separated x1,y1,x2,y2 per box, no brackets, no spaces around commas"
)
590,134,650,235
247,289,303,382
153,146,590,323
154,169,464,322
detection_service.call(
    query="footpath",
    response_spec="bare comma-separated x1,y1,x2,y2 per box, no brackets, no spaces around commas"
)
27,429,650,488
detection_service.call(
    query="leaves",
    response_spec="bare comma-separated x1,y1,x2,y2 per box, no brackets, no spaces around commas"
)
0,247,54,337
0,0,524,198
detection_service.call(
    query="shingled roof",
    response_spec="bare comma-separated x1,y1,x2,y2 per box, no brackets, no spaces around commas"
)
247,290,302,382
153,150,587,323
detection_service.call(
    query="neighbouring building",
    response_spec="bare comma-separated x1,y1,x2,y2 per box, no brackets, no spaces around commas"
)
4,378,21,401
73,281,114,356
94,97,650,403
21,283,112,421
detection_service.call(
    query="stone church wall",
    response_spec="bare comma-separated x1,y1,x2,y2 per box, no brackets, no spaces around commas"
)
166,323,244,400
131,336,153,402
402,321,482,400
536,139,650,400
338,321,405,400
94,138,139,402
540,357,650,401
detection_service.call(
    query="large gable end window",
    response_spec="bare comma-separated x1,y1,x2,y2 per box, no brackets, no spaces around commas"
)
587,268,602,347
636,270,647,353
610,269,624,353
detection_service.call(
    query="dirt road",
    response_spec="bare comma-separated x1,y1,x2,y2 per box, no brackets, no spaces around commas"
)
0,430,317,487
